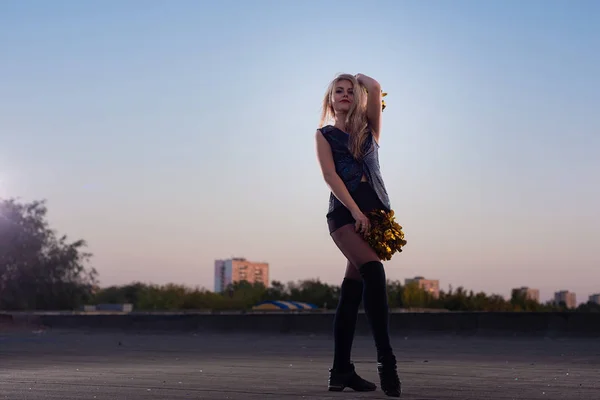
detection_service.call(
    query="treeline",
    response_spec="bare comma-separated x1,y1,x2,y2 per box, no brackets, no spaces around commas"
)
2,197,600,313
91,279,600,313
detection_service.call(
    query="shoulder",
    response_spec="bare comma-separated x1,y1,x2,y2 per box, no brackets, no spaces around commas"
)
318,125,336,136
316,125,337,143
315,127,330,145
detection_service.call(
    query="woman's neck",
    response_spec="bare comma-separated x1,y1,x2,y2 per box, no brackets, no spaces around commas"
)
333,114,347,130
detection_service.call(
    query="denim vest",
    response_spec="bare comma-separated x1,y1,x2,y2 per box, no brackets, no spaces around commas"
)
320,125,391,214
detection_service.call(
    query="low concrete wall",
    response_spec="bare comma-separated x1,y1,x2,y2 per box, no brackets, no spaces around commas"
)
2,311,600,337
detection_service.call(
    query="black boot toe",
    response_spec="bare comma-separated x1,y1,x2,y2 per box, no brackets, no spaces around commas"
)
328,363,377,392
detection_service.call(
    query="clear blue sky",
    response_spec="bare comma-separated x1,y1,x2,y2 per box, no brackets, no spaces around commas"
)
1,0,598,303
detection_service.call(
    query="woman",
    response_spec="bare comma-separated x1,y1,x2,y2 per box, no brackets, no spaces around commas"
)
315,73,401,397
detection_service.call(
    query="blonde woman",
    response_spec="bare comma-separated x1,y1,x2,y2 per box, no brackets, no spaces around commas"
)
315,73,401,397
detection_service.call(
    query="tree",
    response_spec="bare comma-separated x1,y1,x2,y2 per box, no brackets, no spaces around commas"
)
577,302,600,313
222,280,266,309
263,280,287,301
400,281,433,309
0,198,97,310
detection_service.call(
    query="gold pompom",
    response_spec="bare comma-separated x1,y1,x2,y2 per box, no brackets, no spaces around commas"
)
365,208,407,261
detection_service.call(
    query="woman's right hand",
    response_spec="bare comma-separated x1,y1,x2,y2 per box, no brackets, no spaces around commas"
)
351,208,371,236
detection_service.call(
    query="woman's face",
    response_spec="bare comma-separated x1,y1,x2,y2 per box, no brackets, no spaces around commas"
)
331,79,354,113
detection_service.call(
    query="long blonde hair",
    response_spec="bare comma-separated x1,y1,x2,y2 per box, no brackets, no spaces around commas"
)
319,73,370,160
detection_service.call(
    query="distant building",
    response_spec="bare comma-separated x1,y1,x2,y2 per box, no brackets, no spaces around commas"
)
405,276,440,299
513,287,540,303
589,294,600,305
554,290,577,309
214,257,269,292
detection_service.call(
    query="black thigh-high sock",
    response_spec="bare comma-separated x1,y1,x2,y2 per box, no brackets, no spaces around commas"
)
358,261,394,364
332,278,364,371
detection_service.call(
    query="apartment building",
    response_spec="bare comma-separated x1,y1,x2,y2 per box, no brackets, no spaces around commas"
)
405,276,440,299
554,290,577,309
513,287,540,302
214,257,269,292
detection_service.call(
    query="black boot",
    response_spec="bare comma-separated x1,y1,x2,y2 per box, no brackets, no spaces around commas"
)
328,362,377,392
377,355,402,397
358,261,402,397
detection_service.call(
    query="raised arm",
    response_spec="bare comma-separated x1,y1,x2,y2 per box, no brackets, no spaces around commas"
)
356,73,382,142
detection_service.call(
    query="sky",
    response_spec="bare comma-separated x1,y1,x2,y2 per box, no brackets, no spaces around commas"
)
1,0,599,304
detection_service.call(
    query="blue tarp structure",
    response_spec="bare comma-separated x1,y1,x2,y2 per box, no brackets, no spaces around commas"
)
252,300,318,311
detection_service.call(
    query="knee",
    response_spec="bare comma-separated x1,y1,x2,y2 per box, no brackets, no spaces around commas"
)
341,277,363,295
338,278,363,307
344,265,362,282
358,261,386,286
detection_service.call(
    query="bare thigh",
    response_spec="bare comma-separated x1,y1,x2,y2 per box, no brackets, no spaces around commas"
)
331,224,380,270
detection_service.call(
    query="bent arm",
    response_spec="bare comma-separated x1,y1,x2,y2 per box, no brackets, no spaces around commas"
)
315,130,360,214
356,73,382,142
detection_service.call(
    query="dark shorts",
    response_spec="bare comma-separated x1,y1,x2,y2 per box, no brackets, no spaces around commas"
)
326,182,387,234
